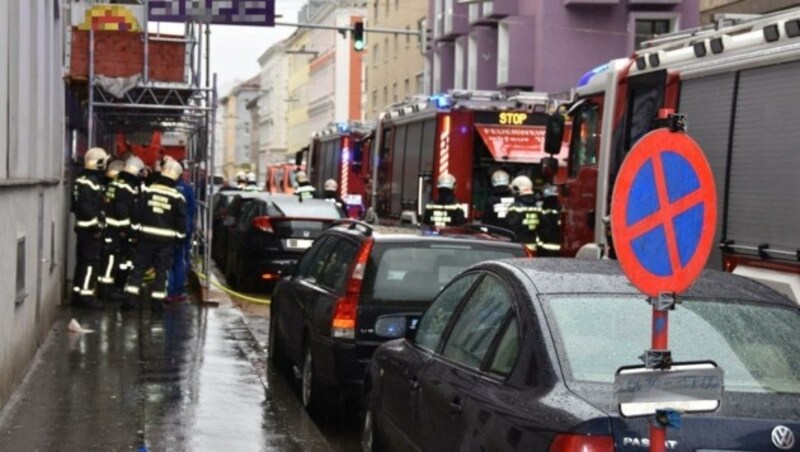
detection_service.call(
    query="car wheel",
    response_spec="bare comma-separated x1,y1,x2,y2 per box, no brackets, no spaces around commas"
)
301,345,327,414
268,312,290,373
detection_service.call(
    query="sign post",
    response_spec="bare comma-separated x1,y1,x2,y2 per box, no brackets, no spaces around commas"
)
611,111,720,452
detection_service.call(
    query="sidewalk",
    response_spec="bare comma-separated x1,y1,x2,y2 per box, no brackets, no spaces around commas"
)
0,296,331,451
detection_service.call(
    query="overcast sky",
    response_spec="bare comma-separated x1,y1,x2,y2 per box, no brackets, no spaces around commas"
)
151,0,306,96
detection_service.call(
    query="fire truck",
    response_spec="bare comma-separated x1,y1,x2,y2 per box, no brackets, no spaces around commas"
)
545,10,800,301
266,162,300,194
301,122,374,218
371,90,568,223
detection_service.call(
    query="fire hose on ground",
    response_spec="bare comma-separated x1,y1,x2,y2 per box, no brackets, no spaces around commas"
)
191,265,271,306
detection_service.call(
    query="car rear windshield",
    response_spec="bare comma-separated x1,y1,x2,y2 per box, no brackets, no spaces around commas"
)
545,295,800,394
270,200,342,219
363,243,522,302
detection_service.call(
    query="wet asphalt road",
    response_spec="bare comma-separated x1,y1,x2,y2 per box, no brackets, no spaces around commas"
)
0,300,360,451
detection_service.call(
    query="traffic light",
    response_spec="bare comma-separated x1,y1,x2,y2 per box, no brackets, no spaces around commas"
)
353,21,365,52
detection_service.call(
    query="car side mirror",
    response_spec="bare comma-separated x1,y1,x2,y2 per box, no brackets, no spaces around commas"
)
544,112,565,155
374,314,420,340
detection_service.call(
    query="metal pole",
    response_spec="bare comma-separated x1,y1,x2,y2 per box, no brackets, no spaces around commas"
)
143,0,149,84
88,27,95,148
650,305,669,452
206,73,218,296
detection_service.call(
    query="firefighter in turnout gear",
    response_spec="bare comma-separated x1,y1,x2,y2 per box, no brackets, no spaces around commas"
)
323,179,345,211
506,175,542,253
72,147,110,309
98,156,143,301
482,170,515,229
423,173,466,229
243,172,259,192
123,158,187,311
235,170,247,190
295,170,315,201
96,159,126,299
536,184,562,256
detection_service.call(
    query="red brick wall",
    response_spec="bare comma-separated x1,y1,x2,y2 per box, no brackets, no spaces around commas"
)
70,28,186,82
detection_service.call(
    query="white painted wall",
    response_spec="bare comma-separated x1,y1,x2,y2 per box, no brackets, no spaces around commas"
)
258,45,289,165
0,0,68,411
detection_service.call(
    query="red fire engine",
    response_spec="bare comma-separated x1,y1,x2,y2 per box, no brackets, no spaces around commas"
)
266,163,301,194
371,90,567,223
301,122,374,218
545,10,800,302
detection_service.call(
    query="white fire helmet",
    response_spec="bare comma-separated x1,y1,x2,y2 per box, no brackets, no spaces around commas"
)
246,172,257,183
324,179,338,191
161,159,183,181
106,160,126,179
511,175,533,193
490,170,510,187
235,170,246,182
296,170,309,183
123,156,145,176
437,172,456,189
84,147,109,171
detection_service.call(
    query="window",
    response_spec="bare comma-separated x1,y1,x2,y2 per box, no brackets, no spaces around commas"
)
546,295,800,395
406,26,411,46
383,86,388,106
404,78,410,96
392,82,397,103
384,37,389,63
414,273,480,352
635,18,672,49
373,44,379,67
442,276,512,369
393,35,398,58
385,0,389,14
396,0,400,9
373,1,378,21
568,99,602,178
299,237,335,282
488,319,520,376
15,236,26,305
371,89,378,110
317,241,359,293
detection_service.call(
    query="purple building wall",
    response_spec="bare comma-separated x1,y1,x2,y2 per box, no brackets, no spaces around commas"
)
429,0,700,95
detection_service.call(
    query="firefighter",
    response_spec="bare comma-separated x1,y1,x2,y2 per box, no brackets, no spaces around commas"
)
97,158,136,301
506,175,541,253
72,147,110,309
168,166,196,303
295,170,315,201
482,170,515,229
123,158,187,312
243,172,259,192
536,184,562,257
235,170,247,190
423,173,466,229
322,179,345,210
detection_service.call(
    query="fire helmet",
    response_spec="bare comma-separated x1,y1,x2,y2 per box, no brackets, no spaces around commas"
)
246,172,257,183
437,172,456,189
324,179,338,191
296,170,309,184
123,156,145,176
84,147,109,171
106,160,126,179
490,170,510,187
161,159,183,181
235,170,246,182
511,175,533,193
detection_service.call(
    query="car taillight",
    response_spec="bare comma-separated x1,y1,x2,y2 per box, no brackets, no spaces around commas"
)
252,216,273,233
549,434,614,452
332,238,374,340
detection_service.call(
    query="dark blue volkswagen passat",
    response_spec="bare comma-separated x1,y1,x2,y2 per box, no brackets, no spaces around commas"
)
363,258,800,451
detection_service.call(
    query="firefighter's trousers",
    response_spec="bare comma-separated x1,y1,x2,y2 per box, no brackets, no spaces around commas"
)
98,230,131,294
124,239,175,301
168,240,190,298
73,230,102,303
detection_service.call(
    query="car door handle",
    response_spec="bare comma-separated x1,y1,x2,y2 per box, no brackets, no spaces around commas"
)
450,397,462,415
409,376,420,391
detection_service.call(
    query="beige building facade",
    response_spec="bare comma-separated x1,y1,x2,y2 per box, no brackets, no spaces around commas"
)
286,28,313,159
365,0,427,120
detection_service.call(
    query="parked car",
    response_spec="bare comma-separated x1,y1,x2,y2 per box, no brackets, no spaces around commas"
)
268,221,531,414
363,258,800,451
211,190,241,268
225,194,343,292
213,192,271,273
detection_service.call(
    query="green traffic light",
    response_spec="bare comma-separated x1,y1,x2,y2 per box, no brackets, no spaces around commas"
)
354,40,365,51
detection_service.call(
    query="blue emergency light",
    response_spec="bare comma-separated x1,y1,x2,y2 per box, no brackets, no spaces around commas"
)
577,63,610,88
429,94,450,109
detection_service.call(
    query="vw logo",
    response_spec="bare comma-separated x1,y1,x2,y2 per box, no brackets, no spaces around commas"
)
771,425,795,450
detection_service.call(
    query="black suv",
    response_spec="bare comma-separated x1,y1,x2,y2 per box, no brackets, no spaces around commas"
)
268,221,530,413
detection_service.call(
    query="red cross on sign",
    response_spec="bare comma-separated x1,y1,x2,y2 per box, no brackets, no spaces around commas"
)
610,129,717,297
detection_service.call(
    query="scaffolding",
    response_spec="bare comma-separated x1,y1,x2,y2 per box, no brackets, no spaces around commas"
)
69,2,218,302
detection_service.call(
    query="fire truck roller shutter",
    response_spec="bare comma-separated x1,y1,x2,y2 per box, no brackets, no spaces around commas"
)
726,61,800,258
677,73,736,271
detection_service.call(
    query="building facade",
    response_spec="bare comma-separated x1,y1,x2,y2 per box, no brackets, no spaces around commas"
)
0,0,68,409
286,27,313,159
700,0,800,23
428,0,699,95
256,42,290,169
219,76,260,179
365,0,427,119
305,2,366,136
